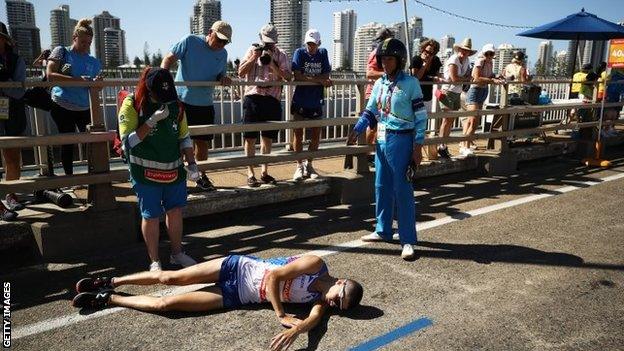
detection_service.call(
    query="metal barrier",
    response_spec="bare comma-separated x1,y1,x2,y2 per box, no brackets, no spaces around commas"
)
1,78,622,210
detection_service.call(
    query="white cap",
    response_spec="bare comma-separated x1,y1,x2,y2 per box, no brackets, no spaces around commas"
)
481,43,496,55
304,29,321,45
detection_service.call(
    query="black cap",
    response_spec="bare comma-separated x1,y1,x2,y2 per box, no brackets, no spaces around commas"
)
146,68,177,103
582,63,592,71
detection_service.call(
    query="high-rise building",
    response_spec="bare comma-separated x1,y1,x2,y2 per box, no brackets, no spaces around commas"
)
270,0,309,57
93,11,127,66
409,16,423,40
5,0,41,63
581,40,607,69
353,22,384,73
50,5,76,47
494,43,525,75
332,9,356,70
566,40,585,74
537,40,554,74
439,34,455,56
190,0,221,36
390,22,406,46
103,28,126,67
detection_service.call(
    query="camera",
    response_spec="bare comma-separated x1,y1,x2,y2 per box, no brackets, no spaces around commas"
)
252,43,273,66
34,189,73,208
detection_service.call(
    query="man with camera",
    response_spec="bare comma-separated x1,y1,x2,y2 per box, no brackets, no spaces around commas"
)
161,20,233,192
238,24,291,187
291,29,332,181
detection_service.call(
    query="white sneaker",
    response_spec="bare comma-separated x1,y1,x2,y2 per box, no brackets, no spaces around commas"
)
361,232,384,242
170,252,197,267
293,164,304,181
401,244,415,260
305,162,319,179
459,146,474,157
149,261,162,272
392,233,400,241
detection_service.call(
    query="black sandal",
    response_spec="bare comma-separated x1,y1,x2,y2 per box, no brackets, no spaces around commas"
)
260,174,277,185
247,176,260,187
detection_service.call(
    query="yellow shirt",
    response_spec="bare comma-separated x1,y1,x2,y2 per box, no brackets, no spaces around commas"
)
571,71,588,93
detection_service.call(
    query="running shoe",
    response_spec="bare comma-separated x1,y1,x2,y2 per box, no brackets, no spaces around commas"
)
293,164,305,181
72,291,111,309
5,193,24,211
260,174,277,185
196,174,216,191
0,203,17,222
437,145,452,159
247,176,260,188
75,277,114,293
149,261,162,272
304,161,319,179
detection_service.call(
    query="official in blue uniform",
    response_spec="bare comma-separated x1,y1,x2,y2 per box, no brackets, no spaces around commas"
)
347,38,427,260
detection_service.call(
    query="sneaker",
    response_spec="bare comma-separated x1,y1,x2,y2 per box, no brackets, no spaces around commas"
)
401,244,415,260
361,232,384,242
293,164,305,181
0,203,17,222
392,233,400,241
260,174,277,185
304,162,319,179
247,176,260,188
72,291,111,309
170,252,197,267
149,261,162,272
196,174,216,192
459,146,475,157
5,193,24,211
75,277,114,293
437,145,451,159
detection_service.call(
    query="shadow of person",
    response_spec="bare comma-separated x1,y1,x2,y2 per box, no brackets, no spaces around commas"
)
294,305,384,351
417,241,585,267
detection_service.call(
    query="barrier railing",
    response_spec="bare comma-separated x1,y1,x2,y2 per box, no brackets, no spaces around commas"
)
1,78,622,210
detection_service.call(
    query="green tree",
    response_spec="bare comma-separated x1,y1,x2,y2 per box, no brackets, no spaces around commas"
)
151,50,163,67
143,42,151,66
534,60,546,76
133,56,142,67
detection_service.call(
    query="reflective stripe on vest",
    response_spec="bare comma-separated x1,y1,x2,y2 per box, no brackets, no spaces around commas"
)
129,155,182,170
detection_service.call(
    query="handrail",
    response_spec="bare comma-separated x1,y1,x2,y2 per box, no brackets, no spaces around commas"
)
0,131,114,148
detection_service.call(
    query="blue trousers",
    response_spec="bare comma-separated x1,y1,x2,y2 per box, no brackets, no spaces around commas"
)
374,132,417,245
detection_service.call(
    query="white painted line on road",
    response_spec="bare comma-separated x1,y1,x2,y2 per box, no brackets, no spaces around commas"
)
13,171,624,340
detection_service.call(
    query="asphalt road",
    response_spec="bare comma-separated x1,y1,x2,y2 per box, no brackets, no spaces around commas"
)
3,149,624,351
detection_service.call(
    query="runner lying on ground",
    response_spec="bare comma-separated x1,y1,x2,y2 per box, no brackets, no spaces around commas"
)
72,254,363,351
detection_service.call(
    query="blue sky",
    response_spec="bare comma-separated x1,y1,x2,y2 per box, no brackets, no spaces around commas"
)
2,0,624,68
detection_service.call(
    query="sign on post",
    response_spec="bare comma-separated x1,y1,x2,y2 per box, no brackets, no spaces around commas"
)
608,39,624,68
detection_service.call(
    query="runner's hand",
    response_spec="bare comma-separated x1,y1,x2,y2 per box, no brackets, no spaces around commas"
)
270,328,299,351
279,315,303,328
151,106,169,122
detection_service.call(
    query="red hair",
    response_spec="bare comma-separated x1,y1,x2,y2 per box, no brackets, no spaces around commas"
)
133,66,152,112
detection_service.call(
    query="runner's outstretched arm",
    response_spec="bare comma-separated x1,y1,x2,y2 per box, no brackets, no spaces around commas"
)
270,301,327,351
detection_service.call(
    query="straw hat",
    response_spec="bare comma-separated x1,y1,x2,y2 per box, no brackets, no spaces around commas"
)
453,37,477,56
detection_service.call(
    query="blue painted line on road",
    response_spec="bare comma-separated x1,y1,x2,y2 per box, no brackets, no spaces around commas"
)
348,317,433,351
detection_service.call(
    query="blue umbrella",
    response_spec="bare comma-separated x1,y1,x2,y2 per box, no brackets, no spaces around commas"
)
518,8,624,72
518,8,624,41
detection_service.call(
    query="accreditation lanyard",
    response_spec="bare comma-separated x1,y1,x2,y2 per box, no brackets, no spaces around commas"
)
377,79,399,117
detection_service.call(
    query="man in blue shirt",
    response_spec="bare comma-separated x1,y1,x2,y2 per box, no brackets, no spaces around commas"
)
161,20,232,191
291,29,332,181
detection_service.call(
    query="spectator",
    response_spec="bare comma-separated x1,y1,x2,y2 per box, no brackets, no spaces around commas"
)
291,29,332,181
602,67,624,137
0,21,26,221
347,38,428,260
409,38,442,111
436,37,475,159
118,67,199,271
364,28,394,160
161,20,232,192
596,61,607,101
72,253,363,351
46,19,102,176
238,24,291,187
463,44,503,157
502,51,527,96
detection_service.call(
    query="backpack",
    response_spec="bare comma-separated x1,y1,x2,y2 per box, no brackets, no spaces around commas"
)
113,90,185,160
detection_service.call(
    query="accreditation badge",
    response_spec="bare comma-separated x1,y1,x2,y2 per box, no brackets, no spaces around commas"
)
376,123,386,142
0,97,9,120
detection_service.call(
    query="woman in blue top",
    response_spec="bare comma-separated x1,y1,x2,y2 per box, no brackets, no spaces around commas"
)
347,38,428,260
46,19,102,175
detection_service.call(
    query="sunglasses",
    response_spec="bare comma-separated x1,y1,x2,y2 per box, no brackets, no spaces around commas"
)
422,50,435,56
216,37,229,45
485,52,495,57
338,280,347,310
